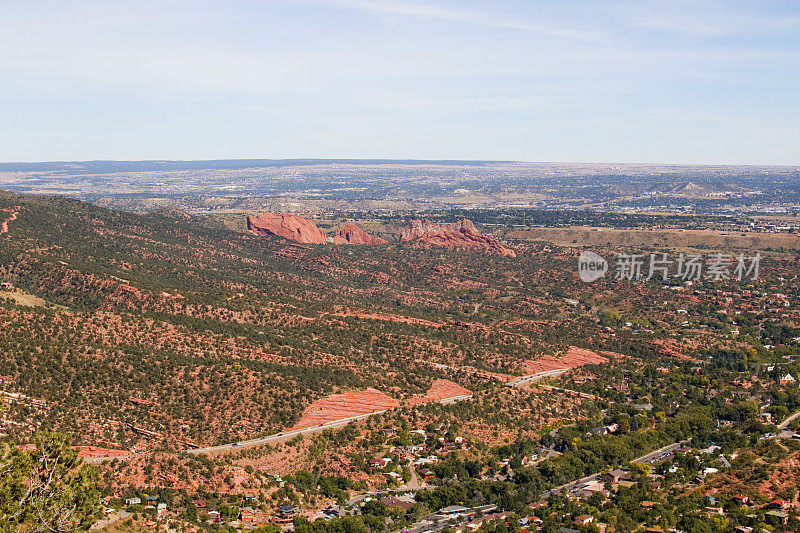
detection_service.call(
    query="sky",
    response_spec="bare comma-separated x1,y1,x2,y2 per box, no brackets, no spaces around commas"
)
1,0,799,164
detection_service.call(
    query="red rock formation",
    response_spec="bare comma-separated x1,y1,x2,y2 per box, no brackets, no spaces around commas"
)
333,223,387,245
401,218,516,257
247,212,326,244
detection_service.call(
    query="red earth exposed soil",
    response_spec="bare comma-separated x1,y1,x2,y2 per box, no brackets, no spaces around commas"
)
406,379,471,405
652,338,704,362
247,212,326,244
77,446,131,458
0,208,19,235
332,308,443,328
401,218,516,257
292,379,473,429
15,443,129,458
290,388,400,430
522,346,612,373
333,223,387,245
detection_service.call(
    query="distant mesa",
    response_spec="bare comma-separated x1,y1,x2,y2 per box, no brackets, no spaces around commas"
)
247,212,326,244
333,223,387,245
401,218,516,257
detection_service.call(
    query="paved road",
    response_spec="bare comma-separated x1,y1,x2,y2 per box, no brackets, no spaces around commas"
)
631,440,688,465
347,488,416,506
773,410,800,440
408,504,498,533
186,410,392,455
778,410,800,430
87,392,475,462
84,410,392,463
507,368,568,388
92,510,131,530
438,393,474,404
539,439,690,498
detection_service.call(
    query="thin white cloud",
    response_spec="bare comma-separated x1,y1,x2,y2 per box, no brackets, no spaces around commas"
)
0,0,797,162
614,0,800,39
324,0,603,41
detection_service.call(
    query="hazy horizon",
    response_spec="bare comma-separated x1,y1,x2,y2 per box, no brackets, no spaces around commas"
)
2,157,799,168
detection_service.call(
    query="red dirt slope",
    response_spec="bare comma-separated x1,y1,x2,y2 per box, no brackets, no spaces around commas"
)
406,379,471,405
78,446,130,458
15,443,129,458
291,388,400,430
0,208,19,235
522,346,610,373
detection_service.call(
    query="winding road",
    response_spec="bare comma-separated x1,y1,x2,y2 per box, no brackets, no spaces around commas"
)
86,392,475,462
85,370,584,462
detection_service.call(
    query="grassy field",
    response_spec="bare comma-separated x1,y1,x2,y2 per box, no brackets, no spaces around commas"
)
0,285,67,309
495,226,800,253
1,287,48,307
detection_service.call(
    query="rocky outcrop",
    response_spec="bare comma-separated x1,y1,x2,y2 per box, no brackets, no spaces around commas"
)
401,218,516,257
333,223,387,245
247,212,326,244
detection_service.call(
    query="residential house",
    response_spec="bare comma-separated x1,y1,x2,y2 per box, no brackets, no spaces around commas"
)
240,507,256,526
384,471,402,482
732,495,751,506
368,458,390,469
529,500,548,511
380,496,415,511
417,467,436,481
279,505,300,518
603,469,628,484
701,445,721,455
765,510,789,525
407,444,427,455
125,497,141,506
695,467,719,482
765,499,787,510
